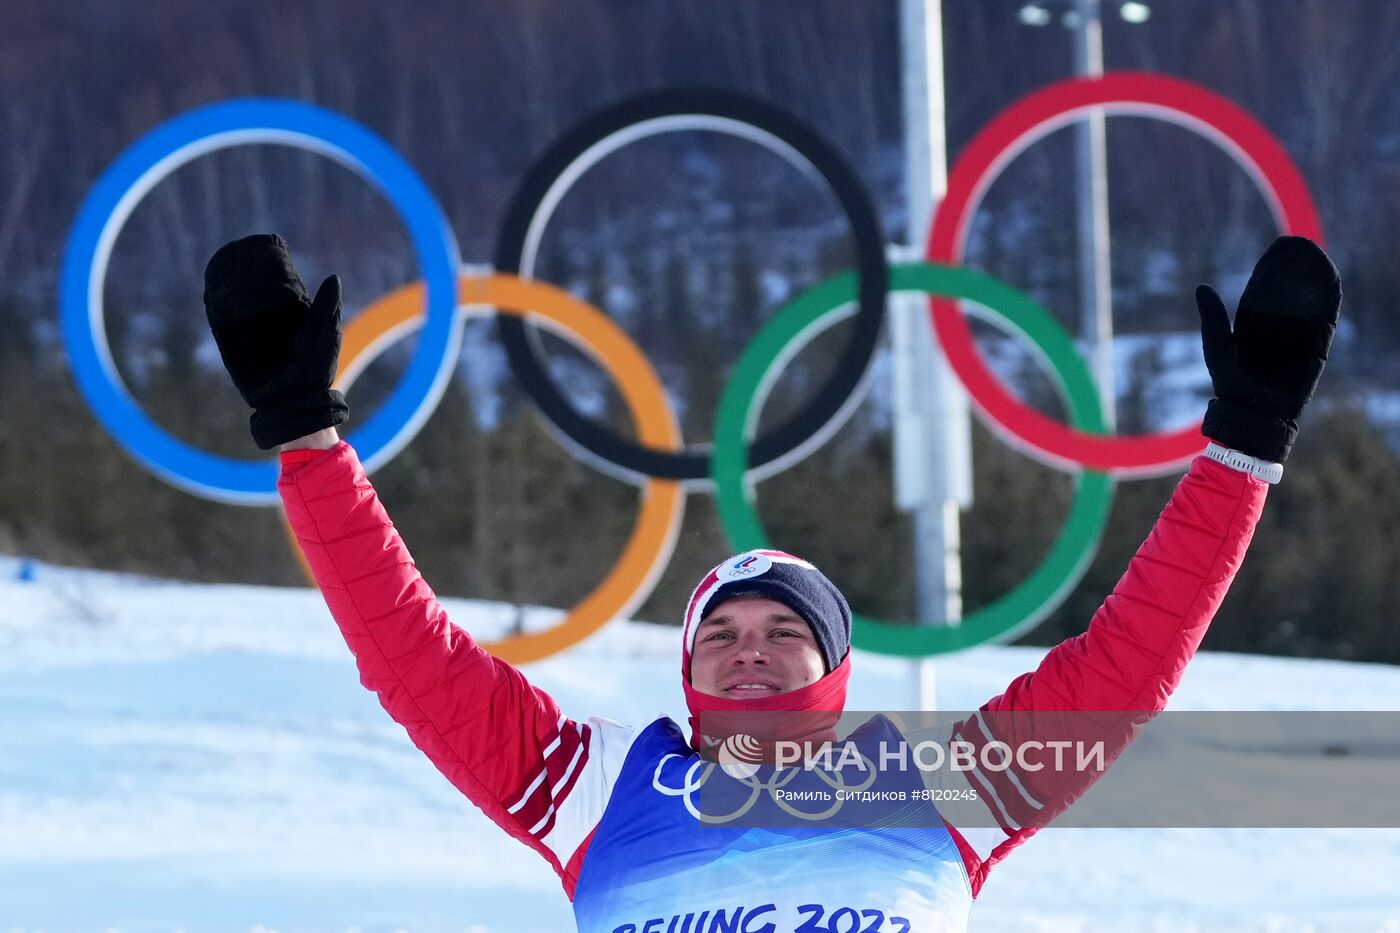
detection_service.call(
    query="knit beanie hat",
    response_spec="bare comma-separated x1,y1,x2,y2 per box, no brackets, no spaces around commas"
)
682,549,852,676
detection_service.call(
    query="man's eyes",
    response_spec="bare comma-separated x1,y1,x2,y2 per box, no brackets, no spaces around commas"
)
703,629,801,642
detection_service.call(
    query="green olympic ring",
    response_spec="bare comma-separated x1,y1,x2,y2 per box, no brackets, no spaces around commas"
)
712,262,1115,657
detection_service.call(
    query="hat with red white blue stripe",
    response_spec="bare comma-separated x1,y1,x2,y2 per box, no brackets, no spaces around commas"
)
682,549,852,676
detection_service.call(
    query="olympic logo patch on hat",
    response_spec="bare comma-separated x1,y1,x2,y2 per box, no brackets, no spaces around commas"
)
719,553,773,581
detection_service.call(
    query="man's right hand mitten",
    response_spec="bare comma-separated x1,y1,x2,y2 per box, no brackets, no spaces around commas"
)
203,233,348,450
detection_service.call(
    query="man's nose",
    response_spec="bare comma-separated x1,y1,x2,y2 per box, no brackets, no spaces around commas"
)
732,636,769,663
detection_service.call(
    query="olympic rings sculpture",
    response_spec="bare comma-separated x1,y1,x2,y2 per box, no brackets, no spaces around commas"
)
59,73,1323,660
712,262,1114,657
60,99,462,503
927,73,1324,472
493,90,888,484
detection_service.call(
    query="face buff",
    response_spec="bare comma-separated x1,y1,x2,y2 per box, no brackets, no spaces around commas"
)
683,654,851,755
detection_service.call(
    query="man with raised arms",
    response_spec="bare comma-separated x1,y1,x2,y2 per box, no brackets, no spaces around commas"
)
203,233,1339,931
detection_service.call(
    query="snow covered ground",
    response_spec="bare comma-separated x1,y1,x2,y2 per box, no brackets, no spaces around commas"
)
1,556,1398,933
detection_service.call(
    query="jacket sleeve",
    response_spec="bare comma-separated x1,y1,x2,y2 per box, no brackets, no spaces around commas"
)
279,441,631,898
946,453,1269,896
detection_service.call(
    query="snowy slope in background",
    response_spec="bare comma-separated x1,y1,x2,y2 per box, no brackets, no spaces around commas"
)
1,557,1398,933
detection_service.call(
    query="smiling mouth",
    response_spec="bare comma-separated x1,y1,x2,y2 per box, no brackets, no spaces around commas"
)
724,683,782,695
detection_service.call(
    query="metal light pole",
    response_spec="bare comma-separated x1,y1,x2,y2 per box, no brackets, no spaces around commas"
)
895,0,974,711
1020,0,1153,425
1072,0,1117,429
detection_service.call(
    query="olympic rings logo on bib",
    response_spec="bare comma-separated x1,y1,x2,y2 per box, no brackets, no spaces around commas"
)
59,75,1323,662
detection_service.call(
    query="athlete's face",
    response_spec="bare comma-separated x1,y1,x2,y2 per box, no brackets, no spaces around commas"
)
689,596,827,698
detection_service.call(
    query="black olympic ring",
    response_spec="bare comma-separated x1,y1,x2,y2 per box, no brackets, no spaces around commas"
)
494,88,889,482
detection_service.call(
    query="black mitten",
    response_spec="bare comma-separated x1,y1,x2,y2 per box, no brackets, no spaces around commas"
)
204,234,348,450
1197,236,1341,463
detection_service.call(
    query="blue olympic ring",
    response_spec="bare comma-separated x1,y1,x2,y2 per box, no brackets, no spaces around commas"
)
59,98,461,504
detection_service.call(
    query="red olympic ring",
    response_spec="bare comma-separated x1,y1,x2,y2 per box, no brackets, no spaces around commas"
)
927,71,1324,474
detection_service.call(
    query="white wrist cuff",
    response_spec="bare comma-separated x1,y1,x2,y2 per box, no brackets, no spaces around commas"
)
1204,442,1283,484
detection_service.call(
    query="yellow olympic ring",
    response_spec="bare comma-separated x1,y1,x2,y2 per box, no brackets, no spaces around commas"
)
283,273,685,664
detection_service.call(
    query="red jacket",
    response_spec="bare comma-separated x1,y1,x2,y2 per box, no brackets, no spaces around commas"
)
280,443,1267,902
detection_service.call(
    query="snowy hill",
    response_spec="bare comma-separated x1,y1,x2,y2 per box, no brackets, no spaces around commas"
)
1,556,1398,933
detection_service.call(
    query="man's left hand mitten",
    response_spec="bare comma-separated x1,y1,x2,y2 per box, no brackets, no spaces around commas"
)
1197,236,1341,463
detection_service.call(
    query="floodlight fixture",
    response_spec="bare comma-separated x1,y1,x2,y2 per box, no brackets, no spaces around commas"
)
1119,2,1152,23
1018,3,1054,27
